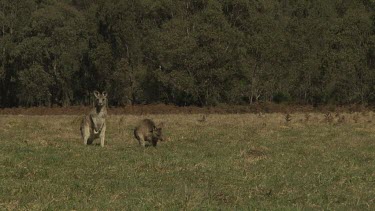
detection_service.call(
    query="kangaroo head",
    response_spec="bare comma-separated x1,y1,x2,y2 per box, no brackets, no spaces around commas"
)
93,91,107,108
152,122,164,141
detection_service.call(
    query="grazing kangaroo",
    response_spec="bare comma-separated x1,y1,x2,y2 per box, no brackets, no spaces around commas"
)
80,91,108,147
134,119,164,147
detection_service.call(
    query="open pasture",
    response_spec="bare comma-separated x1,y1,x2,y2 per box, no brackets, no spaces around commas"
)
0,112,374,210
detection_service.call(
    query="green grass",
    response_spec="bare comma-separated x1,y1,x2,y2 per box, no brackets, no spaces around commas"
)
0,113,374,210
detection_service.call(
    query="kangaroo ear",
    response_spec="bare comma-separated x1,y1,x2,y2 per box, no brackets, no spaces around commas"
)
94,90,100,98
102,91,107,98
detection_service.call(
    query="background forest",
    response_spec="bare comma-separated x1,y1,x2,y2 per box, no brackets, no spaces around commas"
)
0,0,375,107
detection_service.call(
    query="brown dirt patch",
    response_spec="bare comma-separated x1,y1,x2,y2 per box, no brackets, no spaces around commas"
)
0,103,373,115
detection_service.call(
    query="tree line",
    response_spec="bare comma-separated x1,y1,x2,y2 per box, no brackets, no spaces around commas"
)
1,0,374,107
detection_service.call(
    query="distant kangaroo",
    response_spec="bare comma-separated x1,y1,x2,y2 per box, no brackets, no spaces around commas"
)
134,119,164,147
80,91,108,147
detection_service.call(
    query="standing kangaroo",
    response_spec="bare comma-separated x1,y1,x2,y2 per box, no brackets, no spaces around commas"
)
134,119,164,147
80,91,108,147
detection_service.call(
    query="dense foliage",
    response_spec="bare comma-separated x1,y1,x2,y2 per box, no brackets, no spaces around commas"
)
1,0,374,107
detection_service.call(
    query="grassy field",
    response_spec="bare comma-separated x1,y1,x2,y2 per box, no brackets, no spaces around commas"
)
0,112,374,210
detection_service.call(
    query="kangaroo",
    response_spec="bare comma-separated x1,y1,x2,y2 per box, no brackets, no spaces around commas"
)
80,91,108,147
134,119,164,147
